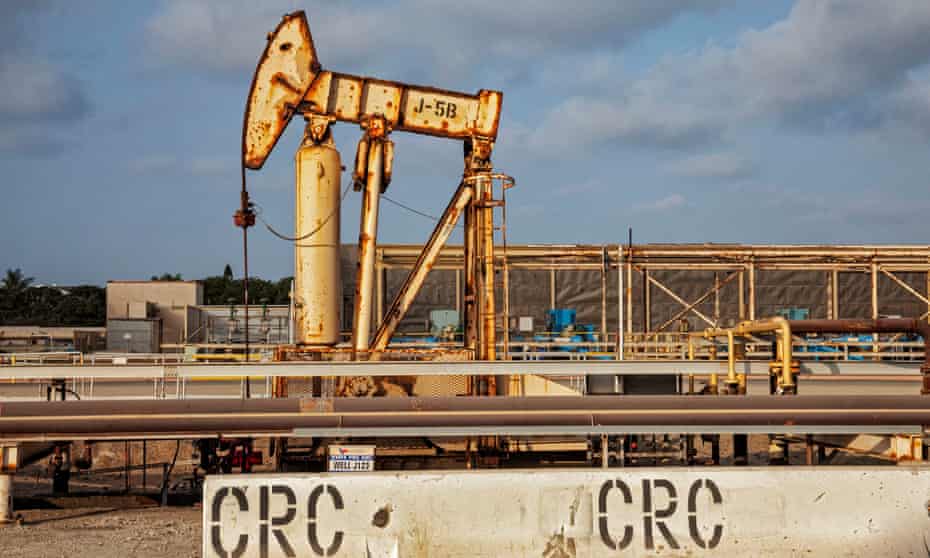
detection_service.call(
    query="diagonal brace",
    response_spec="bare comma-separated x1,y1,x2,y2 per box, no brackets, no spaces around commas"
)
651,271,740,332
371,181,473,350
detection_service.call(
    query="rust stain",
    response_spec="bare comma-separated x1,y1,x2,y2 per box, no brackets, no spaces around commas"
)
372,505,391,528
243,11,319,169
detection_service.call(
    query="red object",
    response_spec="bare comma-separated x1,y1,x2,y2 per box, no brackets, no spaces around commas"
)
233,209,256,228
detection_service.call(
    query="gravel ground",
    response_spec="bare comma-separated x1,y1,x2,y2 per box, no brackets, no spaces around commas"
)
2,506,201,558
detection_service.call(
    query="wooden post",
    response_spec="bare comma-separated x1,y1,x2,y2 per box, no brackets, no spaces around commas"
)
748,261,756,321
826,270,834,319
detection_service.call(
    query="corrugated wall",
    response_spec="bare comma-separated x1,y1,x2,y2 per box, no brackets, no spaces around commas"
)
338,247,930,334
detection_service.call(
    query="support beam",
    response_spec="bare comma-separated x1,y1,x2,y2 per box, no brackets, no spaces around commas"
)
653,272,740,333
880,268,930,307
477,174,497,364
549,268,556,310
352,136,386,354
600,246,608,341
646,270,719,328
738,270,745,321
375,258,384,323
372,182,473,351
643,269,651,333
617,244,624,360
463,186,477,353
832,270,840,319
748,261,756,321
0,474,11,524
872,262,879,359
625,257,633,335
455,269,462,319
0,444,15,524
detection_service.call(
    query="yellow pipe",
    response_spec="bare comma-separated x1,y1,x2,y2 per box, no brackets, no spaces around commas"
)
697,317,795,393
726,330,736,388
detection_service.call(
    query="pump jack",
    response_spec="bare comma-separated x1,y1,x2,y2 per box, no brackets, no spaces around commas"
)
241,11,508,392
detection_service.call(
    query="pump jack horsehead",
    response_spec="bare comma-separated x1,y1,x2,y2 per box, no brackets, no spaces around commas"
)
239,11,508,394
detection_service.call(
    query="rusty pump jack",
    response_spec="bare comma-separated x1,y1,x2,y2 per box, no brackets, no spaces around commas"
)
241,11,507,383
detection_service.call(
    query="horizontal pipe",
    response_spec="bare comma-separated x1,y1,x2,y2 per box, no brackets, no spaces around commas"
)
0,360,923,380
1,396,928,441
788,319,930,393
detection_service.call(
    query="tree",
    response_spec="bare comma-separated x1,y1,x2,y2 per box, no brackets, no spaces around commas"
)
2,268,33,294
150,273,183,281
223,264,234,281
0,269,104,326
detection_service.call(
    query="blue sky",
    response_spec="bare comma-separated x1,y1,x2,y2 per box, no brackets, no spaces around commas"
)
3,1,930,285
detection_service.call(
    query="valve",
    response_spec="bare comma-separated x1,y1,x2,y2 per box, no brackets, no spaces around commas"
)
233,190,256,229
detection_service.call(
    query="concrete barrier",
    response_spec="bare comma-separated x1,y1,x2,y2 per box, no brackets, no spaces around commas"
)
204,467,930,557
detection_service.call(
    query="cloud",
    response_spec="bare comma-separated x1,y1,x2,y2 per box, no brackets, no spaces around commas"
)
550,179,607,197
635,193,686,212
0,126,70,158
0,58,89,121
127,155,177,175
529,95,720,152
0,2,90,157
145,1,730,81
531,0,930,152
667,152,753,180
190,156,233,177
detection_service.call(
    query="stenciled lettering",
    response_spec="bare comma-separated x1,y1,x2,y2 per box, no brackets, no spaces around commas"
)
597,479,634,550
597,477,725,551
688,479,724,549
260,485,297,558
210,487,250,558
643,479,679,550
308,484,344,556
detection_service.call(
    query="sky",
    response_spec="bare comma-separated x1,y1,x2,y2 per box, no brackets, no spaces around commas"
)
2,0,930,286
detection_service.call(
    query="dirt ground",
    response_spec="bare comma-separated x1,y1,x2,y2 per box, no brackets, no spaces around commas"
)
2,505,201,558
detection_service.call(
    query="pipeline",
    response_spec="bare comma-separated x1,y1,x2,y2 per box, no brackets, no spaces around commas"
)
698,317,794,393
787,319,930,394
1,396,929,440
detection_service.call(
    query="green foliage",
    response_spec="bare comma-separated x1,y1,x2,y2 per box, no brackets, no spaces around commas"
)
0,271,105,326
202,273,292,305
3,268,33,292
0,267,293,326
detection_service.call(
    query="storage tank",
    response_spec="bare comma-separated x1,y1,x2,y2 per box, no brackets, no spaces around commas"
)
294,139,342,345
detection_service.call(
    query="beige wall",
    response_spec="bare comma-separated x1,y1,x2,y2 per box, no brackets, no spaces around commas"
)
106,281,203,346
